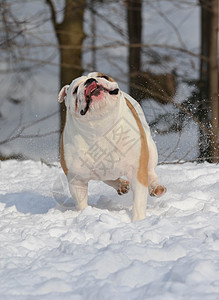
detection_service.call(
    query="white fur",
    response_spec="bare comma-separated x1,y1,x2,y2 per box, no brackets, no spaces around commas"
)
60,72,161,221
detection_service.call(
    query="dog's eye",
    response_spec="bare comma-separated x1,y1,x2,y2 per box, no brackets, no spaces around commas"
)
73,86,78,94
99,75,109,81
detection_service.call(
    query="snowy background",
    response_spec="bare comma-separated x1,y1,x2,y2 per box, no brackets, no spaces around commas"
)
0,0,200,162
0,160,219,299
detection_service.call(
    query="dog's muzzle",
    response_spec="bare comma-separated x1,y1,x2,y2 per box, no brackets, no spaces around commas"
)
80,78,119,116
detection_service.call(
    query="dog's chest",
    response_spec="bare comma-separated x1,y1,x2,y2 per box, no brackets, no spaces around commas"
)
65,119,141,180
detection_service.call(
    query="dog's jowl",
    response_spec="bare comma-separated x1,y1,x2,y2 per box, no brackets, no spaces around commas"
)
58,72,166,221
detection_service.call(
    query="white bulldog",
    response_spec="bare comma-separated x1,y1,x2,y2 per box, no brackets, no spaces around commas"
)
58,72,166,221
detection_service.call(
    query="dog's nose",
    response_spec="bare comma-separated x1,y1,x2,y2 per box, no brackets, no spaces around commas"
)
84,78,97,86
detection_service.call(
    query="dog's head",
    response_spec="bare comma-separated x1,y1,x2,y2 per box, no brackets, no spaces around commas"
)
58,72,121,119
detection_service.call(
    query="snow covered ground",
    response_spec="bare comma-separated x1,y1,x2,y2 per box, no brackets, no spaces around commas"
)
0,160,219,299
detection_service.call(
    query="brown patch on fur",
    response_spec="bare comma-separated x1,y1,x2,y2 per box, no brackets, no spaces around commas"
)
60,132,68,176
97,72,115,82
125,98,149,187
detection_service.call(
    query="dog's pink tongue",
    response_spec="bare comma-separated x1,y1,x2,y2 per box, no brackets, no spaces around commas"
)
86,81,97,97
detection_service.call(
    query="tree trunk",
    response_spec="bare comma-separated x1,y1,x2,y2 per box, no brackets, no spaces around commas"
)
57,0,85,132
127,0,142,100
126,1,176,104
208,0,219,162
47,0,85,133
199,0,219,162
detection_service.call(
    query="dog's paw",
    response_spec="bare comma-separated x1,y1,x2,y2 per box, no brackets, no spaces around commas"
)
150,185,167,197
117,179,130,196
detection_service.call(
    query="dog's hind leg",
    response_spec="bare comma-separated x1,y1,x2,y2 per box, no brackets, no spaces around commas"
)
147,138,166,197
130,177,148,222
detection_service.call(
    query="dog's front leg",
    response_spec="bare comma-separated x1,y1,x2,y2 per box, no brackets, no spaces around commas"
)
131,177,148,222
67,173,88,210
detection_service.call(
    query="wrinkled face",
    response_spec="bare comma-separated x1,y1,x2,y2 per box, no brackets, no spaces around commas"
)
58,72,121,119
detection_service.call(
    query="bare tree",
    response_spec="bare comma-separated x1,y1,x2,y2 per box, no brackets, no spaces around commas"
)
46,0,85,133
126,0,176,103
127,0,142,99
199,0,219,162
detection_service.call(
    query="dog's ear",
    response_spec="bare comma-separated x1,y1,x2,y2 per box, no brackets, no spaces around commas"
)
58,85,69,103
